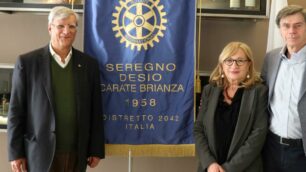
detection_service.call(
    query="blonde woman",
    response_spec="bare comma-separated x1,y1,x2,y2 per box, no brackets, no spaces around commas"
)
194,42,268,172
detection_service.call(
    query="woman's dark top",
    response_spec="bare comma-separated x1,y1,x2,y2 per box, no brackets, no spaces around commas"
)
214,88,244,164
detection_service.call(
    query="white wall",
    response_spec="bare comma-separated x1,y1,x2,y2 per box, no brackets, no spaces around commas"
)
0,11,83,64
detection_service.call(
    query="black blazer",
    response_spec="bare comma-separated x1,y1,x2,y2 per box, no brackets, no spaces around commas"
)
194,84,268,172
7,45,105,172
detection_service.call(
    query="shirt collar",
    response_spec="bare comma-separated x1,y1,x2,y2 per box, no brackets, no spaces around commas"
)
49,43,72,68
280,45,306,63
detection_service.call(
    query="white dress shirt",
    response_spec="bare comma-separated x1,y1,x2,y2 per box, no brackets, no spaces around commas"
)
49,43,72,68
270,45,306,139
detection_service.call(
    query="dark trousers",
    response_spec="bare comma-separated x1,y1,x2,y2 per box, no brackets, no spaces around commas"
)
49,151,79,172
263,132,306,172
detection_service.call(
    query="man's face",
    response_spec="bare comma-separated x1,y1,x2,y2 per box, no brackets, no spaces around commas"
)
279,13,306,51
48,15,77,50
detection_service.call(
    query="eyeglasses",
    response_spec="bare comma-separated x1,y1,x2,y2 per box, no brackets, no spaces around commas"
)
223,58,250,66
51,24,77,31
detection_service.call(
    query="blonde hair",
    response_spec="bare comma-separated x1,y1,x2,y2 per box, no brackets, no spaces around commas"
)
209,41,262,88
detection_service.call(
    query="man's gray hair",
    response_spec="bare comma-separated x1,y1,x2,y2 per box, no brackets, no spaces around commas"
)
276,5,306,28
48,6,79,25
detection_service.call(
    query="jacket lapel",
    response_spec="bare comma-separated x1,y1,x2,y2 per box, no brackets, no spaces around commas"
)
40,46,55,111
297,56,306,153
71,49,84,122
205,87,222,156
268,55,282,102
298,67,306,101
72,49,82,95
227,88,255,158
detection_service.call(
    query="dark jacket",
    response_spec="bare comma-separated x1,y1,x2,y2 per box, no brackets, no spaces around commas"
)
194,84,268,172
7,45,105,172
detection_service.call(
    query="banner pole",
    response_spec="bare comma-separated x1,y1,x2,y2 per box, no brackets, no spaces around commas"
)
196,0,202,94
128,149,133,172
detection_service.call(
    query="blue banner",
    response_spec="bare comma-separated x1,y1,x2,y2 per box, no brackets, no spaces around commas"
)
84,0,195,145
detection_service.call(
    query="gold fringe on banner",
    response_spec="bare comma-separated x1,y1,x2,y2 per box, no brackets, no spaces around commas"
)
106,144,195,157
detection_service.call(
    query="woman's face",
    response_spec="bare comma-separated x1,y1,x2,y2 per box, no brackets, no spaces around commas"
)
222,49,250,85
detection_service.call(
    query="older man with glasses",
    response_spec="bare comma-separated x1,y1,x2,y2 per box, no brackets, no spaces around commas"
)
7,6,105,172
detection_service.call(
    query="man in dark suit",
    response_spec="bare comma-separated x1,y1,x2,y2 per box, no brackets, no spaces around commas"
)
261,5,306,172
7,6,105,172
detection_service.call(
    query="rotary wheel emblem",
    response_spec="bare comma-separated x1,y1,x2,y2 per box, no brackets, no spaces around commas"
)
112,0,167,51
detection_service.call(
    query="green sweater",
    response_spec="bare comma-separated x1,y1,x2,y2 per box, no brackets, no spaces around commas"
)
51,58,77,152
